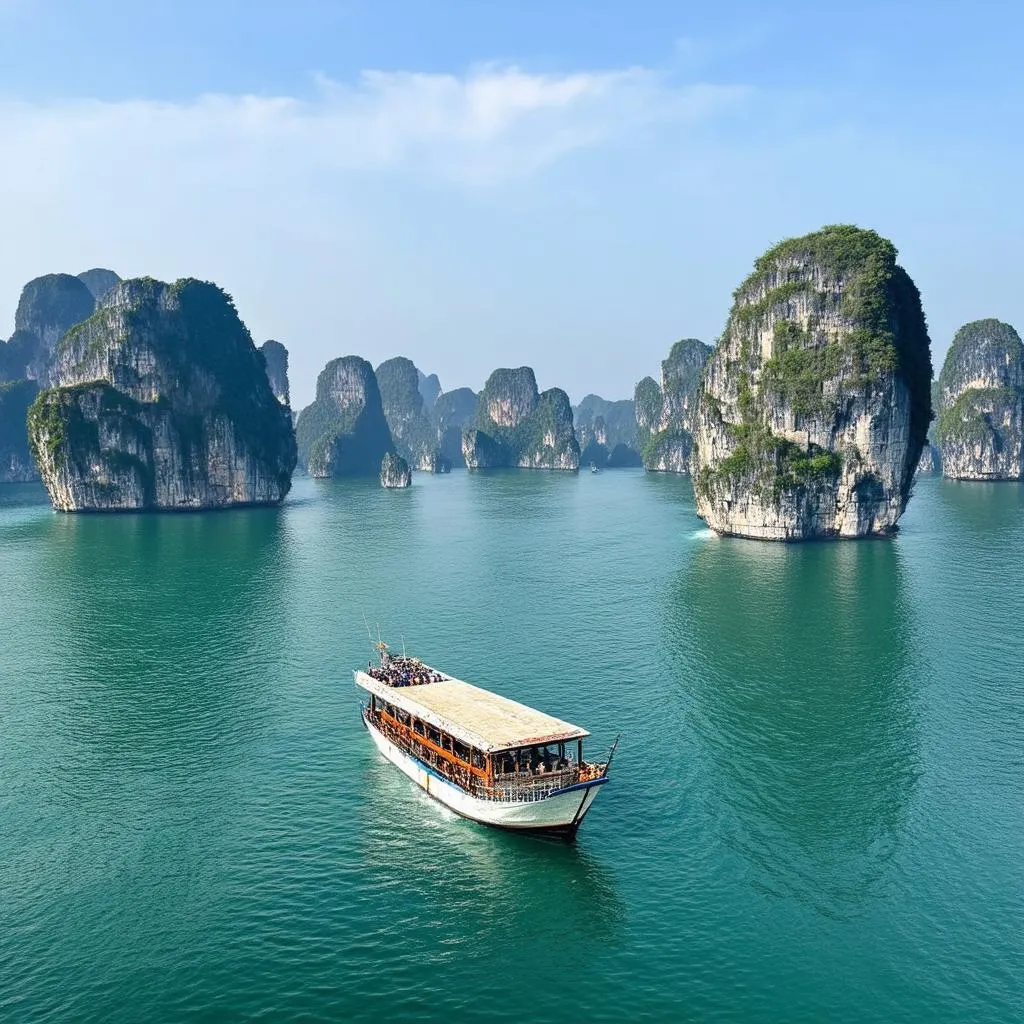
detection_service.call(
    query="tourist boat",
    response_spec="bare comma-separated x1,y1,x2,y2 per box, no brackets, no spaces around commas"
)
355,641,613,838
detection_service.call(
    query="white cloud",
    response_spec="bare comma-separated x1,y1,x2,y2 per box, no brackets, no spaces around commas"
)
0,64,748,190
0,62,752,403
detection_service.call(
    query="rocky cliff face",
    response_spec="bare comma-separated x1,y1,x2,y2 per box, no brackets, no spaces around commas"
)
260,340,291,406
694,225,932,540
634,339,712,473
14,274,97,383
28,278,296,511
295,356,394,477
434,387,478,467
462,367,579,470
935,319,1024,480
380,451,412,488
0,380,40,482
916,444,941,475
0,331,38,382
77,268,121,302
417,370,442,410
376,356,445,470
574,395,640,467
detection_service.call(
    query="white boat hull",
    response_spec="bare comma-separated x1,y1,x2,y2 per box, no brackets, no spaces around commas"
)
364,714,605,838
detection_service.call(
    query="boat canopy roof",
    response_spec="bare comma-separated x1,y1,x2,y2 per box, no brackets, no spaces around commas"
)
354,671,589,754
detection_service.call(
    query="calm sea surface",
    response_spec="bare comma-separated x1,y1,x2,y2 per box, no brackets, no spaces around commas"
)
0,470,1021,1023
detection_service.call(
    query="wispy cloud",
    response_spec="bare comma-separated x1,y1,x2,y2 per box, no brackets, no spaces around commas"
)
0,64,749,189
0,61,755,402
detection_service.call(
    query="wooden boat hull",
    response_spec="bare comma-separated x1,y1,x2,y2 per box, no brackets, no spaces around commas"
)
364,712,605,839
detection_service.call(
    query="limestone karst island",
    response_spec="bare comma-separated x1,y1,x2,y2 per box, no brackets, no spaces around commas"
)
3,224,1022,535
5,9,1022,1024
26,278,296,511
694,225,933,540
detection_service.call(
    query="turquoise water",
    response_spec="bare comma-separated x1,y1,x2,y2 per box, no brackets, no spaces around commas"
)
1,471,1021,1023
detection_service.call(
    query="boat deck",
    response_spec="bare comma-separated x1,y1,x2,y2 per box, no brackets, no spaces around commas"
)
354,670,588,754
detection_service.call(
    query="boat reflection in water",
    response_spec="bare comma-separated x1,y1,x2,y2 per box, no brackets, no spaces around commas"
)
355,640,615,840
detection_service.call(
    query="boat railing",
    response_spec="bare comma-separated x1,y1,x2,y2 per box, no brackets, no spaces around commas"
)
368,707,606,803
479,764,606,802
488,767,577,794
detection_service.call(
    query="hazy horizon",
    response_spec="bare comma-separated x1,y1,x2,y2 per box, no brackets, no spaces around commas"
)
2,0,1022,408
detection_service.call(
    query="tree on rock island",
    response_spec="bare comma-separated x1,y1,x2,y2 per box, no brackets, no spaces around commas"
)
694,225,933,540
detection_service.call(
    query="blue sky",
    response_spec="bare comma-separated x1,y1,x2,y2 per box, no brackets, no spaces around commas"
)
1,0,1021,407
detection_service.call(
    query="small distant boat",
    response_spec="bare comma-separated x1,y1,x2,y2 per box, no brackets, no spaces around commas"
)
355,640,614,839
590,462,599,473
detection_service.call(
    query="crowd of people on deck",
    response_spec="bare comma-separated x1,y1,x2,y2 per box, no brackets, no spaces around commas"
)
495,746,571,777
368,653,444,688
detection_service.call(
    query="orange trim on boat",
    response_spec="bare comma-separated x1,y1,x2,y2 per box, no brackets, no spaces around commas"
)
378,707,489,781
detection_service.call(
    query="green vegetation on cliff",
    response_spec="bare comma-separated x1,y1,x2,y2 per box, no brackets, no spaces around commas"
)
376,356,439,466
936,387,1017,446
934,320,1023,450
28,382,156,500
700,225,932,502
639,427,688,468
662,339,711,398
466,367,579,469
698,418,843,501
731,225,932,440
29,277,295,507
67,279,293,483
634,376,662,431
295,356,393,477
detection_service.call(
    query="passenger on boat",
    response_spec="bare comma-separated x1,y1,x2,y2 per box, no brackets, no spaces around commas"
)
368,655,445,688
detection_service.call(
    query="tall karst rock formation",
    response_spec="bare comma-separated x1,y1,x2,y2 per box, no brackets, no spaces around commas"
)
462,367,579,470
28,278,296,510
935,319,1024,480
694,225,932,540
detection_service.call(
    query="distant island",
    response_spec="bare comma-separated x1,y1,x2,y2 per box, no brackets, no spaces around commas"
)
3,232,1012,533
0,381,39,483
260,340,291,407
295,355,395,478
935,319,1023,480
635,339,712,474
463,367,579,470
1,268,122,482
573,395,641,468
434,387,479,467
376,356,448,472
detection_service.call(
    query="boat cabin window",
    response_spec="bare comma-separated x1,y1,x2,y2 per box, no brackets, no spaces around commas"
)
494,743,574,776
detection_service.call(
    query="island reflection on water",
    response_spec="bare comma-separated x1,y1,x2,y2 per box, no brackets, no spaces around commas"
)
665,534,922,918
25,507,290,770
